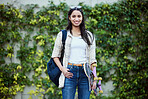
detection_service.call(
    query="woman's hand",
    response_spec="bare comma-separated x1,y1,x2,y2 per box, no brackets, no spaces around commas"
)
61,67,73,78
91,81,97,90
53,58,73,78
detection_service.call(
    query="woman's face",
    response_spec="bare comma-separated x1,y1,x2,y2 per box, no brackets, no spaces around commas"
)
69,10,83,27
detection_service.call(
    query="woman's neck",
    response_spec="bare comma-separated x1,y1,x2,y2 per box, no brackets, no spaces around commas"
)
71,26,81,37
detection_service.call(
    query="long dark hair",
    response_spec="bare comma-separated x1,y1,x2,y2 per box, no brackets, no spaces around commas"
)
66,7,94,45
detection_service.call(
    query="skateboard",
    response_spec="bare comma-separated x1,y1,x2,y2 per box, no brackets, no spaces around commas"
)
84,63,103,96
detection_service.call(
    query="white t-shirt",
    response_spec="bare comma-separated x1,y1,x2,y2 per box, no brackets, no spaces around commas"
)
68,36,87,64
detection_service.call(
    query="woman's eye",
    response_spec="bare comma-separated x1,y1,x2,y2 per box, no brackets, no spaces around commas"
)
71,15,81,18
72,15,76,18
78,15,81,18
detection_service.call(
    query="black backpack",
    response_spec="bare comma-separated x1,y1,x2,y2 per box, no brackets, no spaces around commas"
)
47,30,67,87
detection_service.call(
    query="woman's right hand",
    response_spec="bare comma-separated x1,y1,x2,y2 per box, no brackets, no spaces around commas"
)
61,67,73,78
53,58,73,78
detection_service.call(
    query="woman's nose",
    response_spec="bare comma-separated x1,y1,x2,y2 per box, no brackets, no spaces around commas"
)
75,17,79,20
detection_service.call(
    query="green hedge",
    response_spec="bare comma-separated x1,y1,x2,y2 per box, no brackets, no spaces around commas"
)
0,0,147,99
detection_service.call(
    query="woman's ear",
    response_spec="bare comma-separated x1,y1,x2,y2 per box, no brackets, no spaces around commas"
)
69,16,71,21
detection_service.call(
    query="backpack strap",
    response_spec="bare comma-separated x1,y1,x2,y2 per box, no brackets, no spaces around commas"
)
60,30,67,61
62,30,67,46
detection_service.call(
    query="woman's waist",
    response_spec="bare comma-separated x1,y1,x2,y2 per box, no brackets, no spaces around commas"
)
68,62,84,67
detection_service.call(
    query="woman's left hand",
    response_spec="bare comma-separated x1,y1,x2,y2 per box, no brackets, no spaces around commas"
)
91,81,97,90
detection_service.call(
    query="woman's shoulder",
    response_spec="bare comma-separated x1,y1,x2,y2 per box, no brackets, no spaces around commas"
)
56,30,69,40
86,30,94,39
85,30,95,44
57,30,69,36
56,30,65,38
57,31,63,36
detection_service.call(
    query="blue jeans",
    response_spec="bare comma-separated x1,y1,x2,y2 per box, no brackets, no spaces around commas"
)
62,64,91,99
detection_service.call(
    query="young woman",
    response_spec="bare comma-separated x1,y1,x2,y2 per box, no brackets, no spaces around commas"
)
51,6,97,99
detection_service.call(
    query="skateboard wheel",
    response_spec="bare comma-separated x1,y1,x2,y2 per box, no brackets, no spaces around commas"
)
94,77,98,80
99,90,103,93
98,77,102,80
92,64,97,67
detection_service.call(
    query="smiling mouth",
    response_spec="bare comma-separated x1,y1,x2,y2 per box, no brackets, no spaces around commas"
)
74,21,79,24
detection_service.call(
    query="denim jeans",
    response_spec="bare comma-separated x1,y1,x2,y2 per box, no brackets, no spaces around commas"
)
62,64,91,99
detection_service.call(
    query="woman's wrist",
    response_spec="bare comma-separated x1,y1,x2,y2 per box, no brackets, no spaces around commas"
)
59,66,64,72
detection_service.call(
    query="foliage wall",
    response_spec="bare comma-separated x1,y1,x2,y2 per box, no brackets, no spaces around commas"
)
0,0,148,99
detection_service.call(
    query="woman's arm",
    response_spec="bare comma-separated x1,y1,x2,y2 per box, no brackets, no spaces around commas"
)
53,57,63,71
51,32,73,78
88,32,97,90
88,31,97,66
